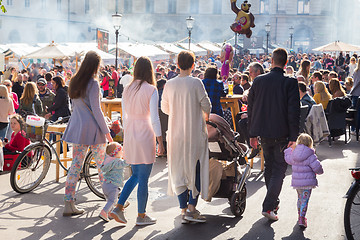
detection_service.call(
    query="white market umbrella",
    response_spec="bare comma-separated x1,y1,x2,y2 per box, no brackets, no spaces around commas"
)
313,41,360,52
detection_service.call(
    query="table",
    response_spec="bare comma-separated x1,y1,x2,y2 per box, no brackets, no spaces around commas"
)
101,98,122,119
220,94,243,131
46,124,72,182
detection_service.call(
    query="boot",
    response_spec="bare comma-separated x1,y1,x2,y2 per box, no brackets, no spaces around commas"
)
63,201,84,216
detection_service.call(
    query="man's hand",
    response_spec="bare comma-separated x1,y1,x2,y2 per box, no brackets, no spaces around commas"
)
250,137,258,149
287,141,296,149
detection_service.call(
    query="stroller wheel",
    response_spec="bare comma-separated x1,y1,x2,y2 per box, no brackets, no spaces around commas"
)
230,186,247,217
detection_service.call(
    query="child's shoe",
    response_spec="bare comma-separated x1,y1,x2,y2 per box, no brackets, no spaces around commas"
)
99,209,109,222
298,216,307,228
110,207,127,224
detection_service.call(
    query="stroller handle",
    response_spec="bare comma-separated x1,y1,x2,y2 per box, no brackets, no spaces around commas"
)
206,121,217,129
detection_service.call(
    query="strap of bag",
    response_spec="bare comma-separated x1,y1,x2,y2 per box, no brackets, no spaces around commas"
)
81,98,95,118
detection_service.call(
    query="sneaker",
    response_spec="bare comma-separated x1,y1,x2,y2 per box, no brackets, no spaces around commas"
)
181,214,190,224
184,210,206,223
109,207,127,224
273,205,280,214
99,209,109,222
298,217,307,228
262,210,278,221
136,214,157,226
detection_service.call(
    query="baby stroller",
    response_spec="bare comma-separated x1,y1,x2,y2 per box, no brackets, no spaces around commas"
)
206,113,251,217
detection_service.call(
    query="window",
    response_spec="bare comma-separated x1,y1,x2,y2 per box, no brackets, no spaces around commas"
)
25,0,30,8
190,0,199,14
168,0,176,14
41,0,46,9
298,0,310,14
146,0,154,13
7,0,13,6
57,0,61,11
213,0,222,14
124,0,132,13
85,0,89,14
260,0,269,14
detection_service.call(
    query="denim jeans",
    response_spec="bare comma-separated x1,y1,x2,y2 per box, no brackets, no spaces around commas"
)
260,137,288,212
177,161,200,209
117,163,153,214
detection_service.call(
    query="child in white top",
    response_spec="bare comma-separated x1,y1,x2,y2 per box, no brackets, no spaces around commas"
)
99,142,129,222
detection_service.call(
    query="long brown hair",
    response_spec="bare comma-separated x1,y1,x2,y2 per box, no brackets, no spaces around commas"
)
329,78,346,97
299,59,311,85
132,56,156,91
21,82,38,105
68,51,101,99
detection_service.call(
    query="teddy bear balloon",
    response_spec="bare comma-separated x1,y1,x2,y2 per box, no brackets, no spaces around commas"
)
230,0,255,38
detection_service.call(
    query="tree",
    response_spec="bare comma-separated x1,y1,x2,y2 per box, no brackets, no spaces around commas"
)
0,0,7,13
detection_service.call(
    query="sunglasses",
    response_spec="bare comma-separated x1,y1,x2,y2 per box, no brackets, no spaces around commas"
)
4,84,11,87
37,83,45,86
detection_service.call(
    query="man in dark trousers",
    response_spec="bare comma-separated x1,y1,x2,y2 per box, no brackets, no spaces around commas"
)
247,48,300,221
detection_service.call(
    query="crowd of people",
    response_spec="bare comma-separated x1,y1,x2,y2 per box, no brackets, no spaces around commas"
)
0,46,359,229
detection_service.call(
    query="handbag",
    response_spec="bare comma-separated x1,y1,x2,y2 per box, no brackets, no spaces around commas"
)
81,98,112,128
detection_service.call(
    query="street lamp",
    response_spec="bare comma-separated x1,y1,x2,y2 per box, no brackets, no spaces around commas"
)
112,12,122,70
289,26,294,49
265,23,271,55
186,16,194,50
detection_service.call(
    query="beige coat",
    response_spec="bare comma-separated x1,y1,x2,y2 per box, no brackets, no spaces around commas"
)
161,75,211,200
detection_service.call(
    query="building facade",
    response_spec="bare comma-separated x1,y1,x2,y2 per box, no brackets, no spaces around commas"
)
1,0,359,52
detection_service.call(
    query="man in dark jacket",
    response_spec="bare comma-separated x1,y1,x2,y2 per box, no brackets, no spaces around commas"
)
247,48,300,221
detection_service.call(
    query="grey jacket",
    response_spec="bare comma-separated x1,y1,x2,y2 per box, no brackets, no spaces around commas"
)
350,70,360,97
62,79,109,145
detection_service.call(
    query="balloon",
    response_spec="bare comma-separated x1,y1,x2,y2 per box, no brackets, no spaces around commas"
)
230,0,256,38
220,43,234,80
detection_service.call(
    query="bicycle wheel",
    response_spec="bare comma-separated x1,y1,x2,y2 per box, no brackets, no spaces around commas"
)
83,151,105,199
10,143,51,193
344,183,360,240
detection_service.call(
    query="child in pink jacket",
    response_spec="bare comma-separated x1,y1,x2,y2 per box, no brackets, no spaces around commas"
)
284,133,324,228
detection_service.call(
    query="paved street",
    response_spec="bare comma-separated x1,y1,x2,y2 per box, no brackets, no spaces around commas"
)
0,136,358,240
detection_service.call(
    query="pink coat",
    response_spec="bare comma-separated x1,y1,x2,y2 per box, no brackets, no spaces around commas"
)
284,144,324,188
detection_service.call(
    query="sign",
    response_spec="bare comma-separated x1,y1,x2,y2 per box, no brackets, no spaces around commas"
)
96,28,109,52
244,37,263,49
0,53,4,72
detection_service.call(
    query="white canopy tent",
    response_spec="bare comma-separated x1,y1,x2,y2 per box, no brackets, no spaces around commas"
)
110,42,170,61
197,41,222,55
156,42,184,54
64,42,116,62
23,42,76,60
177,43,207,56
3,43,39,58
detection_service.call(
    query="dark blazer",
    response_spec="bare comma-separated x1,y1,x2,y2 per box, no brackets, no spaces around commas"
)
47,86,70,121
247,67,300,141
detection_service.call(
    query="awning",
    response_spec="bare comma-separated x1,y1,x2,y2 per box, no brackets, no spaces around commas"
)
197,41,222,55
177,43,207,56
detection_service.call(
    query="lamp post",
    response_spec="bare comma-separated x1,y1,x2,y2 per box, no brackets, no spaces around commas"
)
289,26,294,49
186,16,194,50
265,23,271,55
112,12,122,70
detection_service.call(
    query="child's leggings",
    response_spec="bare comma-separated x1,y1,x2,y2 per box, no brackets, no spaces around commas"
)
64,143,106,202
102,181,120,213
297,189,312,218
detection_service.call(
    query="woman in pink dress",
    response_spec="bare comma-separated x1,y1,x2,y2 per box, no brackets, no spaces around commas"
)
110,56,164,226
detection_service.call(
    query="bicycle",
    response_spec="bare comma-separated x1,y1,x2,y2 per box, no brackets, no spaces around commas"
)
10,117,105,200
344,167,360,240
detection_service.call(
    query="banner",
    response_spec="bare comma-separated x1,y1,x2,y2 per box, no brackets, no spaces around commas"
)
0,53,4,72
96,28,109,53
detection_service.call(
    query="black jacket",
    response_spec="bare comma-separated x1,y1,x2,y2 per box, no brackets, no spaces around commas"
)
47,86,70,121
247,67,300,141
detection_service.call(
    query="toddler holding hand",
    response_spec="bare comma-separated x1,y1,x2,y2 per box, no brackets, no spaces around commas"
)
284,133,324,228
99,142,129,222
